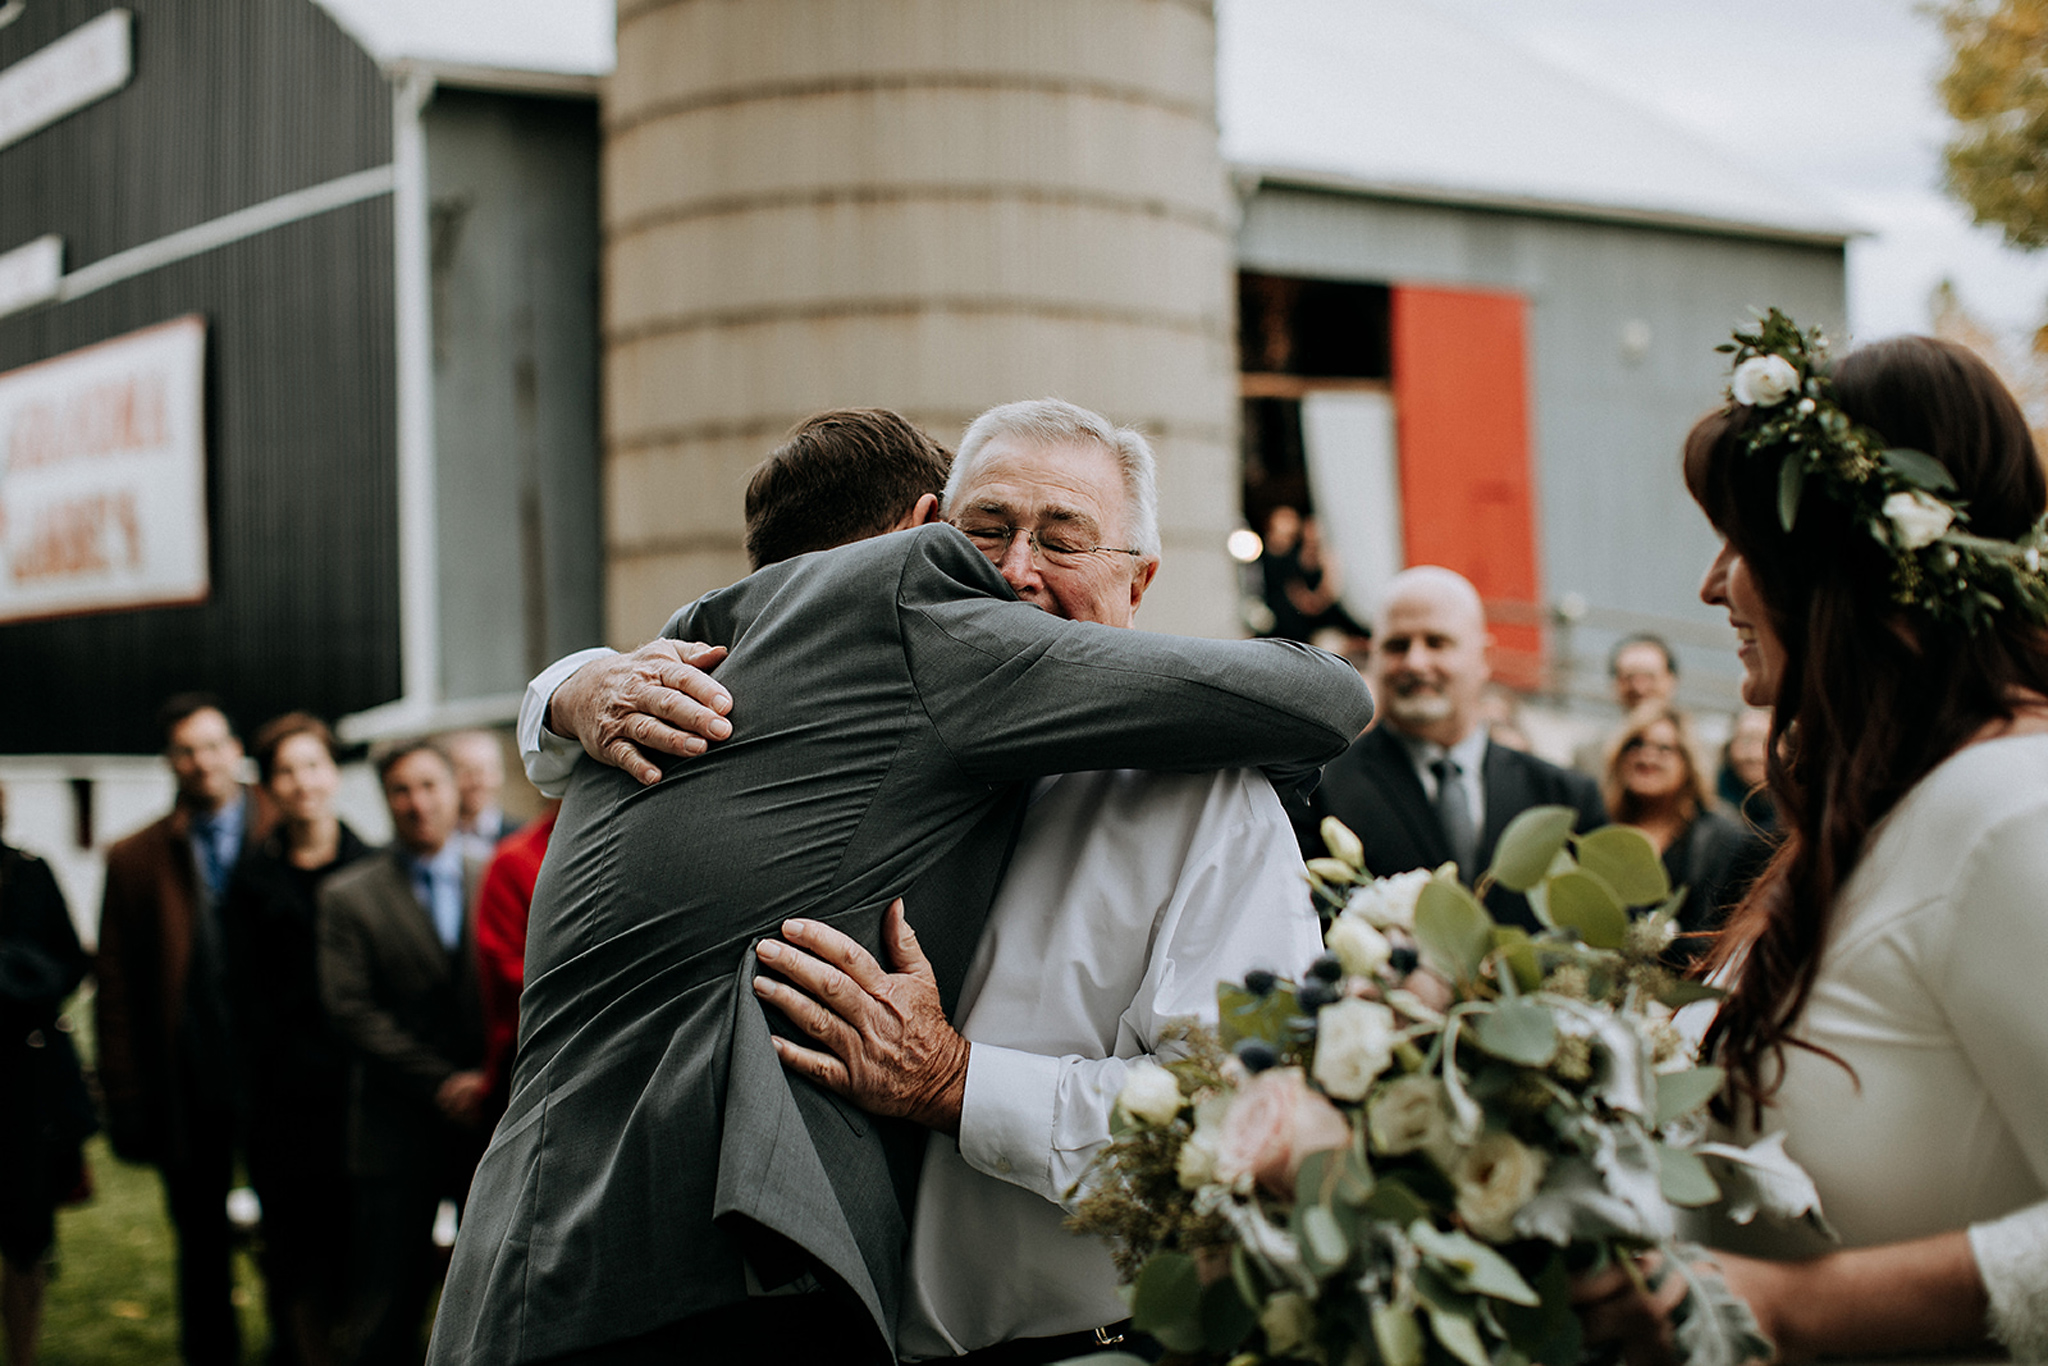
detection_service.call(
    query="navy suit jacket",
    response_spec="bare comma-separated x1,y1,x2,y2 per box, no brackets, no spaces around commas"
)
1300,724,1608,931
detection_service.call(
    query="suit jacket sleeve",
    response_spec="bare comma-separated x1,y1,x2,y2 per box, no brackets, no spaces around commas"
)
893,529,1372,790
317,877,460,1103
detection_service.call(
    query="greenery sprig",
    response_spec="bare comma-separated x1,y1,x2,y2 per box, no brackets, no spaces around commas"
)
1719,308,2048,633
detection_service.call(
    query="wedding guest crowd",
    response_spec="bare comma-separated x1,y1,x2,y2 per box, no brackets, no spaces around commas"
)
80,698,532,1365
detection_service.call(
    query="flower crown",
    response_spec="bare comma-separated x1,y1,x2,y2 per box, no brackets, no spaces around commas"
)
1720,308,2048,633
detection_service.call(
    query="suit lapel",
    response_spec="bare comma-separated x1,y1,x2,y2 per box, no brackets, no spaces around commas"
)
1477,740,1528,870
1363,727,1450,866
369,852,450,981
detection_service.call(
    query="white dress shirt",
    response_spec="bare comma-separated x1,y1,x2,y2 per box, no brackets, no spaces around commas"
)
519,647,614,798
896,767,1323,1358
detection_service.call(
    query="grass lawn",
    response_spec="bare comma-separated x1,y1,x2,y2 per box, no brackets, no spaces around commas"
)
34,986,270,1366
39,1136,270,1366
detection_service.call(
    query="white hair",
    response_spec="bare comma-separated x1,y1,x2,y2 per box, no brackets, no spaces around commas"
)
945,399,1161,558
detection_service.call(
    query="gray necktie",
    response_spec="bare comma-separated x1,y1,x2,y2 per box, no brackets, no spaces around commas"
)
1432,756,1479,878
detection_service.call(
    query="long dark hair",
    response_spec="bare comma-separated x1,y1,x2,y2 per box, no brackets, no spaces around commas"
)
1685,335,2048,1118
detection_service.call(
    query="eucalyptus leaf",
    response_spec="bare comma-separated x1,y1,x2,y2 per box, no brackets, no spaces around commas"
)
1653,1065,1725,1127
1361,1175,1431,1227
1487,806,1580,891
1216,981,1299,1048
1657,1143,1723,1208
1129,1252,1204,1352
1881,446,1959,493
1301,1204,1350,1273
1428,1305,1493,1366
1525,878,1553,930
1199,1277,1258,1354
1778,452,1805,532
1373,1302,1427,1366
1493,1253,1584,1366
1493,928,1542,994
1410,1222,1541,1306
1657,979,1726,1009
1416,879,1495,980
1573,826,1672,906
1474,999,1559,1066
1543,870,1630,949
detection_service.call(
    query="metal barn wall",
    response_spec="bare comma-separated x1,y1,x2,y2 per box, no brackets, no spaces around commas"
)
0,0,399,754
1236,184,1848,698
425,89,603,703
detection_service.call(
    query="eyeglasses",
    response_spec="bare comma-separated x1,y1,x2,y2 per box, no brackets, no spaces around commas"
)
1620,738,1683,758
952,521,1146,568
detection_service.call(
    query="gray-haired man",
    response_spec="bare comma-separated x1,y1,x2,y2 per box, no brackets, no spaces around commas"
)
436,403,1365,1365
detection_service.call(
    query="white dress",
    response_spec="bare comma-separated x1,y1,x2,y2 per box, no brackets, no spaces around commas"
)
1712,734,2048,1358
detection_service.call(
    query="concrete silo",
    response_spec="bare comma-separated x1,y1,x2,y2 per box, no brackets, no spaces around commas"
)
603,0,1241,638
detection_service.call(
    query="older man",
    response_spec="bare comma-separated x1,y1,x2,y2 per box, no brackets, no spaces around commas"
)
1304,566,1605,931
432,408,1366,1366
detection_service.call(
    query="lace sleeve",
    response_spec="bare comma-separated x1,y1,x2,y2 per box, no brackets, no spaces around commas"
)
1968,1198,2048,1361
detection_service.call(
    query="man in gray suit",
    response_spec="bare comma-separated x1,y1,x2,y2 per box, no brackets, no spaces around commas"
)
429,410,1371,1365
318,739,490,1365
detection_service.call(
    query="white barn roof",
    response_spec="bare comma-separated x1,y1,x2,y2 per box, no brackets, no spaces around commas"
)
309,0,614,92
1218,0,1858,244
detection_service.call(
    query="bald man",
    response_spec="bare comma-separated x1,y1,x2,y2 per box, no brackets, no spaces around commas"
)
1299,566,1606,930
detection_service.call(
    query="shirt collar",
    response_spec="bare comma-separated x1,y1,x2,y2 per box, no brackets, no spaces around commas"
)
1396,725,1488,776
406,841,464,880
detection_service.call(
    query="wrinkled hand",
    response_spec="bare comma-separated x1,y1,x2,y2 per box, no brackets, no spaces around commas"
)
752,899,969,1135
435,1069,490,1126
547,639,733,785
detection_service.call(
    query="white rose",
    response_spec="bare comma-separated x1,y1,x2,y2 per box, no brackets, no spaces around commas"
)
1451,1132,1549,1243
1320,816,1366,871
1117,1059,1185,1128
1732,354,1800,407
1312,998,1397,1101
1345,868,1430,930
1883,490,1955,551
1326,914,1393,978
1366,1074,1446,1156
1176,1101,1226,1189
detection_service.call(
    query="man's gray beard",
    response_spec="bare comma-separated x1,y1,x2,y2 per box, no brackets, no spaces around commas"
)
1384,691,1454,731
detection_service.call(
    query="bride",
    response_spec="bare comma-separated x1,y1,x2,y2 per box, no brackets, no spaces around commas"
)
1586,318,2048,1362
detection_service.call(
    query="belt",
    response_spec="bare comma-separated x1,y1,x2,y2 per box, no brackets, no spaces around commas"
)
946,1321,1143,1366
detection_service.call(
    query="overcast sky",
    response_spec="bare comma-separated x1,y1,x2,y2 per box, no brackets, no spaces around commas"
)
1429,0,2048,344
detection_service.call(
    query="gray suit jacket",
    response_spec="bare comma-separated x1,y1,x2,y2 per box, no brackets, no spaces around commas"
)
430,524,1373,1364
316,849,486,1178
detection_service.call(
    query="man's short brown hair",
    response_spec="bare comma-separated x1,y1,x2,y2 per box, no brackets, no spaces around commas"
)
743,409,952,568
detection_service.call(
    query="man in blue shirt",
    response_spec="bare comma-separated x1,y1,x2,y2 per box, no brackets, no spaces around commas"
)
317,739,489,1365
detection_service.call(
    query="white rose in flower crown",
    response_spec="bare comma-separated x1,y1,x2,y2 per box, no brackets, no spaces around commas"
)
1345,867,1430,930
1451,1131,1549,1243
1882,490,1955,551
1367,1073,1448,1156
1312,998,1397,1101
1116,1058,1185,1129
1732,354,1800,407
1326,913,1393,978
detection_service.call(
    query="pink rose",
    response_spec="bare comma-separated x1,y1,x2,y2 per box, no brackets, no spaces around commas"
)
1213,1067,1353,1197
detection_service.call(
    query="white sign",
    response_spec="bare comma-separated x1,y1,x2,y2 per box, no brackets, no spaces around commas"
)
0,316,209,623
0,9,132,153
0,235,62,318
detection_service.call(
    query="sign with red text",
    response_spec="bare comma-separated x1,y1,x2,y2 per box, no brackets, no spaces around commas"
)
0,316,209,623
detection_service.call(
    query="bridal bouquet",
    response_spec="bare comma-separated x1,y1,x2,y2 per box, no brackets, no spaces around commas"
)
1068,809,1829,1366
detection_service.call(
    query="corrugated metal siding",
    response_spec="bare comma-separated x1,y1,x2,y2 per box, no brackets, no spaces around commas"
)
0,0,400,754
0,0,390,268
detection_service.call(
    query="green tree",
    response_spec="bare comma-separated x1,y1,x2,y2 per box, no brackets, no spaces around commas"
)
1937,0,2048,249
